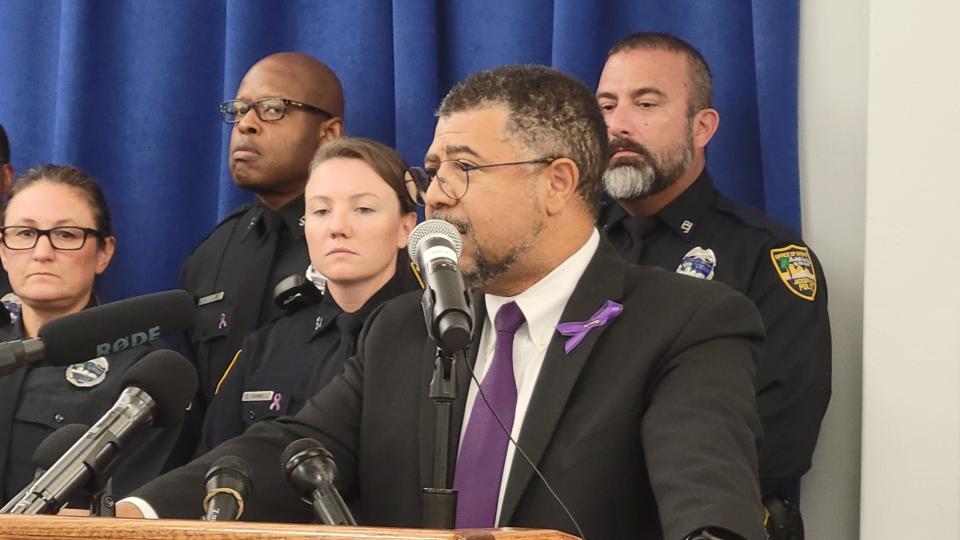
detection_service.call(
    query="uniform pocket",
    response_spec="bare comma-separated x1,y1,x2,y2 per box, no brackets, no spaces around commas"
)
193,299,234,343
241,393,291,429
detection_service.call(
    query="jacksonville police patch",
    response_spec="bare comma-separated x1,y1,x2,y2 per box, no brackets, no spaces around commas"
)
65,357,110,388
676,247,716,280
770,245,817,301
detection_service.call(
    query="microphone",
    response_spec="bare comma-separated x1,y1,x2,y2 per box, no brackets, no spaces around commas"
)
280,438,357,526
0,424,89,513
0,289,195,376
407,220,473,352
4,349,197,514
203,456,252,521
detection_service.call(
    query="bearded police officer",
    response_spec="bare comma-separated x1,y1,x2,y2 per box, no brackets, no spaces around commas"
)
596,33,830,538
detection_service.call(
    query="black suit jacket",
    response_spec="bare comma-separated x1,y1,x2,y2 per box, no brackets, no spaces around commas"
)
134,238,766,540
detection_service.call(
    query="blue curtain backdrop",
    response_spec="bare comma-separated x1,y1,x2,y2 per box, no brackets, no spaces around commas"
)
0,0,800,302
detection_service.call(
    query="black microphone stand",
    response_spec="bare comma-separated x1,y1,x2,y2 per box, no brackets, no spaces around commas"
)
421,346,462,529
90,479,115,517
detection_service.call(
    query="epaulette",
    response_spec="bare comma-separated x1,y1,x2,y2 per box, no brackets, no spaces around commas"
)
219,202,255,224
190,202,255,248
713,194,805,245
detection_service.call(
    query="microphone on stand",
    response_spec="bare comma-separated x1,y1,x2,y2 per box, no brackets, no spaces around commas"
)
202,456,252,521
281,438,356,526
0,424,89,513
3,349,197,515
407,219,473,353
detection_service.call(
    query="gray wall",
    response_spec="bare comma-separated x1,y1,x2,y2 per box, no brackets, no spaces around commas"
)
798,0,867,538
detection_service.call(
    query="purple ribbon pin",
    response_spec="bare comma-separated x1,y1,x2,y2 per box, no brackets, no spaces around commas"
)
218,313,228,330
269,392,283,411
555,300,624,353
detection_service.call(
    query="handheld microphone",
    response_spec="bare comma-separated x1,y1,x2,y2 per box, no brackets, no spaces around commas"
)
203,456,252,521
407,220,473,352
4,349,197,515
0,424,89,513
280,438,357,526
0,290,195,376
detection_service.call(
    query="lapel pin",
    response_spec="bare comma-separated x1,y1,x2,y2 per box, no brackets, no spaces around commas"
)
555,300,623,353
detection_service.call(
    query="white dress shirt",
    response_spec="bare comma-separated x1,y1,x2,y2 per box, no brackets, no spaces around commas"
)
459,228,600,525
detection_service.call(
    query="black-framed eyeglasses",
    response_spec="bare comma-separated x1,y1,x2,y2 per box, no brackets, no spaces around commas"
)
219,97,334,124
404,158,556,207
0,226,105,250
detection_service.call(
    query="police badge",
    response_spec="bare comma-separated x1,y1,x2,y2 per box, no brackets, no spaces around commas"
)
65,357,110,388
676,247,717,280
769,244,818,300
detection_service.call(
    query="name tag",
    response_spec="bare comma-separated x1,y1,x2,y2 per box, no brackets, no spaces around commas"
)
242,391,274,402
198,292,225,306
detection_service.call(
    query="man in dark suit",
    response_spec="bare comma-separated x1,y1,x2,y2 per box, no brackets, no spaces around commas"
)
120,65,766,540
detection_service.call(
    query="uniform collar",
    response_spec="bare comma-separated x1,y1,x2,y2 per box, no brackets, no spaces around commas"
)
309,250,421,340
6,296,99,340
652,169,716,240
600,169,717,242
305,296,343,342
241,195,307,243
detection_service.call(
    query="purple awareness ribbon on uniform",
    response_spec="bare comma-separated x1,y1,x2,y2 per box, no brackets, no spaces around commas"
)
269,392,283,411
218,313,228,330
555,300,624,353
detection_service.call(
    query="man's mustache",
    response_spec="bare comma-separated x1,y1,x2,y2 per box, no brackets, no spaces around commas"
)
608,137,652,163
429,213,471,236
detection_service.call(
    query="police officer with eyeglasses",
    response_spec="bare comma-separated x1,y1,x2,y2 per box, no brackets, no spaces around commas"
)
174,52,344,462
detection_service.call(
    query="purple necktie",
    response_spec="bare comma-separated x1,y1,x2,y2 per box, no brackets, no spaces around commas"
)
453,301,526,528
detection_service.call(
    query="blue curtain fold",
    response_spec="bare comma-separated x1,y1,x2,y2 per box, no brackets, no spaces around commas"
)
0,0,800,301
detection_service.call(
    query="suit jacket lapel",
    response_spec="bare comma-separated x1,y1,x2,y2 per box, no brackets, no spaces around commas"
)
499,239,627,524
418,291,486,491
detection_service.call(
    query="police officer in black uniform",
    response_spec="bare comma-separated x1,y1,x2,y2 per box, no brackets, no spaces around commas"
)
0,165,178,503
180,52,344,407
197,138,422,454
597,33,830,539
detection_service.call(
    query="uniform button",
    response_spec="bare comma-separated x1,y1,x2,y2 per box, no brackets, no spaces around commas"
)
54,414,64,423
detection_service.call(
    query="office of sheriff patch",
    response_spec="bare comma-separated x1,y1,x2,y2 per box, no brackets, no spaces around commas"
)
770,245,818,300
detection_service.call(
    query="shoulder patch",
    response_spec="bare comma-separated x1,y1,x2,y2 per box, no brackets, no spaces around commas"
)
769,245,817,301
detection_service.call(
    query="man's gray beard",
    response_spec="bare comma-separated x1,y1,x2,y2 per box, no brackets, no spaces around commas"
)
602,164,660,200
603,126,695,201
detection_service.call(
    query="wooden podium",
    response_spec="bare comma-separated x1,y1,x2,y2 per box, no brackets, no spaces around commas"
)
0,514,578,539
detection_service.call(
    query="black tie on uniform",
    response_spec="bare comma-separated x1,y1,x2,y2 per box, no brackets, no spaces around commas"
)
305,312,364,396
621,214,659,264
334,312,364,362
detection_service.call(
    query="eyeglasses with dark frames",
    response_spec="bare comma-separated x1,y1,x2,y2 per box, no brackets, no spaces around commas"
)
0,226,105,251
219,97,334,124
404,157,556,207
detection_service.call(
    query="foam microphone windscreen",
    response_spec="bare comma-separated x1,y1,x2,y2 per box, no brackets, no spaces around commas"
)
119,349,197,427
36,290,195,367
33,424,89,470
